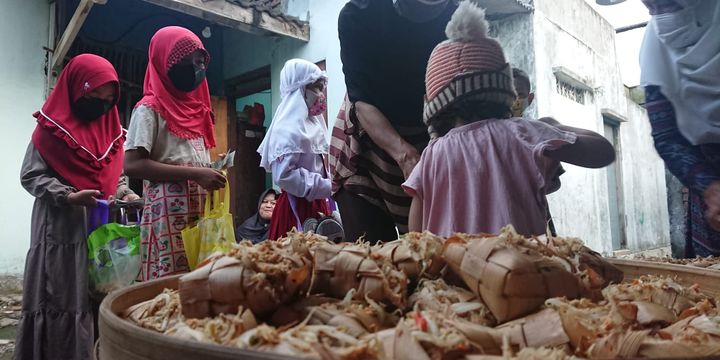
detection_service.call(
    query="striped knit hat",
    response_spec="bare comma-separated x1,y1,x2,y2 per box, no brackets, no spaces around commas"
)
423,0,516,124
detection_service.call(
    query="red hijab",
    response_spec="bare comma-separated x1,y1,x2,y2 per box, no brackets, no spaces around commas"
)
31,54,124,200
136,26,215,148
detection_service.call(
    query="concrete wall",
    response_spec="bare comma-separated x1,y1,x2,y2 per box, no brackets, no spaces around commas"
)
491,13,536,117
520,0,670,254
0,0,50,274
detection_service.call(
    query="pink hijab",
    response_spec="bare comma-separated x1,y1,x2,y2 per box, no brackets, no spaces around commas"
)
136,26,216,148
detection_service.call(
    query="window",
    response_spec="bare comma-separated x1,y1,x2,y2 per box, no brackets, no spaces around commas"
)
556,80,586,104
553,67,593,105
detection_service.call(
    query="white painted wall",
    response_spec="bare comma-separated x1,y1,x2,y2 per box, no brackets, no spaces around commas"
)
0,0,50,274
524,0,669,254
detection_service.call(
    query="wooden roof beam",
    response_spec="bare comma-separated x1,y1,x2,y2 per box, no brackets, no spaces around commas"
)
51,0,108,71
141,0,310,42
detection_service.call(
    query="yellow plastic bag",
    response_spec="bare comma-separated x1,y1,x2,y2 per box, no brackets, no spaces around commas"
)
182,184,236,270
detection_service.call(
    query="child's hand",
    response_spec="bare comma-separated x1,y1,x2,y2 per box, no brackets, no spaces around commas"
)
192,168,226,190
122,193,141,201
67,190,101,207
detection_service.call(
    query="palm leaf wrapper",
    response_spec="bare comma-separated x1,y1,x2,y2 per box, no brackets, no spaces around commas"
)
123,227,720,359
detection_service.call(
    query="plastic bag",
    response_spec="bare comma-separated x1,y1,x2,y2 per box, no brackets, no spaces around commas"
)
87,199,110,235
87,223,141,294
182,184,236,270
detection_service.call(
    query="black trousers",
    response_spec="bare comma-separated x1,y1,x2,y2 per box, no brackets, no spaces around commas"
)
334,189,397,244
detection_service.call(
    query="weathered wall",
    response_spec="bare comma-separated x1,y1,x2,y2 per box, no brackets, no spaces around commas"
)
490,13,536,116
514,0,671,254
619,98,670,252
0,0,50,274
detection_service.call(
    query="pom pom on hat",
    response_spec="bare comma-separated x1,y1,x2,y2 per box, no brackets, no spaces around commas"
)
445,0,489,42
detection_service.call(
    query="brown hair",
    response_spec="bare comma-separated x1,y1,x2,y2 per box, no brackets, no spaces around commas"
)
428,97,512,139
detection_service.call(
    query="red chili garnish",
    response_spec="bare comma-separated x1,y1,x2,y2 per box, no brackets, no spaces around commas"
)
414,313,428,331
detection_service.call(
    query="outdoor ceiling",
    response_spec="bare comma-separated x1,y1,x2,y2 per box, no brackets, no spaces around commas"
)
474,0,533,19
139,0,309,41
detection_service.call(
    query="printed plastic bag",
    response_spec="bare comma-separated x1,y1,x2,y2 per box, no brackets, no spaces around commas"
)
182,184,236,270
87,223,141,294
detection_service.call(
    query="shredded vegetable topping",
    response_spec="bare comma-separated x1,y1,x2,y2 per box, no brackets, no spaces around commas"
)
123,230,720,359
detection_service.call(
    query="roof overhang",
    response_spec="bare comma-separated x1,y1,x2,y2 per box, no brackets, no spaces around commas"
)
140,0,310,41
474,0,533,20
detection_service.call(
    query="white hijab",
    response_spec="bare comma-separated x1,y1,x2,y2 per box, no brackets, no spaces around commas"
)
257,59,328,170
639,0,720,145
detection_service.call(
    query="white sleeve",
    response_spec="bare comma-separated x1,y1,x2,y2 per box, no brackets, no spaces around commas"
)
124,105,157,153
270,154,332,201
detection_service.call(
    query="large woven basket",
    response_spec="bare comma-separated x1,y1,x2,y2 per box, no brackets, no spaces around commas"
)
97,259,720,360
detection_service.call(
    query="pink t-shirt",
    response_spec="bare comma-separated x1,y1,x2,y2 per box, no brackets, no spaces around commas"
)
402,118,576,237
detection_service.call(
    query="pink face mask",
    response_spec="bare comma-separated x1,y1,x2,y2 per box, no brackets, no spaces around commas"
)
305,89,327,117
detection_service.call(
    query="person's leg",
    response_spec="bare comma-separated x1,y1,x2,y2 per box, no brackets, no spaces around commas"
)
334,189,397,244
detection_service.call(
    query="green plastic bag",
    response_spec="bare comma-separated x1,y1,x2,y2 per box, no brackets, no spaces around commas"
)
87,223,141,294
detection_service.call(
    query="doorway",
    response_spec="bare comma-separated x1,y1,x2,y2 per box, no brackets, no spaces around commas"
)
603,116,626,250
226,66,272,223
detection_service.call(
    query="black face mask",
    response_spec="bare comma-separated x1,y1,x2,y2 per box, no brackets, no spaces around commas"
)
72,97,113,122
168,63,206,92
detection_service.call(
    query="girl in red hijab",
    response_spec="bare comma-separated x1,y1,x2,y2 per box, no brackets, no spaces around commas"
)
125,26,225,281
16,54,136,360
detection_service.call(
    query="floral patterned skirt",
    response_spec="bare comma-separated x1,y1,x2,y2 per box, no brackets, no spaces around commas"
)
139,180,205,281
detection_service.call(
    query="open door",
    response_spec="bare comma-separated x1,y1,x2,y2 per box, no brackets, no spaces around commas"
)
210,96,229,160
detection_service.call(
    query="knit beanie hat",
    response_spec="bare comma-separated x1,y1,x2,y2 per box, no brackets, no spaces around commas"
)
423,0,516,125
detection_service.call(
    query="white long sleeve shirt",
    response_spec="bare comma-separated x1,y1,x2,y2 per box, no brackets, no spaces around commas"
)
270,153,332,201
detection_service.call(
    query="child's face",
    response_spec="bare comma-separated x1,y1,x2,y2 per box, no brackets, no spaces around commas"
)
512,79,534,117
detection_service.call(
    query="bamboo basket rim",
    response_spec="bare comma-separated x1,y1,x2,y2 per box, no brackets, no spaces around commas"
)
607,258,720,297
99,274,298,360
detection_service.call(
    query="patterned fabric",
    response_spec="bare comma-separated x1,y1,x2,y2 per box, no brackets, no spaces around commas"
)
688,190,720,256
644,85,720,256
329,95,361,193
331,98,428,233
139,179,205,280
423,6,515,125
167,36,208,68
644,86,720,194
424,67,516,124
